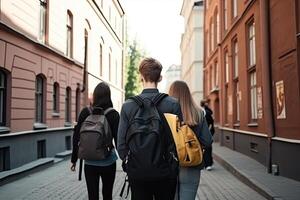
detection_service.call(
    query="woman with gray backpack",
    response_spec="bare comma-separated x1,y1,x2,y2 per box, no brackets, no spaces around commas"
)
71,82,120,200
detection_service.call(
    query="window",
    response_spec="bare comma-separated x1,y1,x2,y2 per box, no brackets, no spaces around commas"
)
225,85,229,124
235,81,240,122
250,71,258,120
232,0,238,18
210,20,214,51
210,65,214,90
233,40,238,78
100,44,103,76
38,0,47,42
66,11,73,58
0,70,6,126
214,61,219,87
248,21,256,67
224,0,228,30
53,82,59,113
214,9,218,48
109,53,111,81
217,12,220,43
75,87,80,121
0,147,10,172
225,51,229,83
65,136,71,150
65,87,71,123
35,75,45,123
37,140,46,158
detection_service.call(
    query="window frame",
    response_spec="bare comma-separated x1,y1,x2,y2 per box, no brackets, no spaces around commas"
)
53,82,60,114
0,70,7,126
249,70,258,121
232,38,239,78
232,0,238,19
35,75,45,124
247,19,256,68
66,10,73,58
38,0,47,43
224,0,228,31
65,87,72,123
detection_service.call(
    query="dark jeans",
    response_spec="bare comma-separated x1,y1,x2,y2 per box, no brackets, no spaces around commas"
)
204,146,213,167
84,163,116,200
129,178,177,200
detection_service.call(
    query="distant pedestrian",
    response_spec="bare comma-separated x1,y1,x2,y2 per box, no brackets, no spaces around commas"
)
117,57,182,200
169,80,212,200
201,99,215,171
71,82,120,200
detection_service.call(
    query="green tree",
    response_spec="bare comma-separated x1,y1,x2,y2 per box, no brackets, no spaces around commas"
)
125,40,143,99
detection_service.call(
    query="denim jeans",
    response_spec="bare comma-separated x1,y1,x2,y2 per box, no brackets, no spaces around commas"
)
177,167,201,200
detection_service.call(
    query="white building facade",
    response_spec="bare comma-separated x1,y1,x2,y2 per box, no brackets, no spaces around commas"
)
164,64,182,92
180,0,204,104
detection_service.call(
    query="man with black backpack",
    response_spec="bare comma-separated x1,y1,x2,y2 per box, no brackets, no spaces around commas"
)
117,58,183,200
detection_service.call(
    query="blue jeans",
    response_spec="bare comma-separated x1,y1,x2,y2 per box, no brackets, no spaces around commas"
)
177,167,201,200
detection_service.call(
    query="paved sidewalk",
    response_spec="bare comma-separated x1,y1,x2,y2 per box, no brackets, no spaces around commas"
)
0,159,265,200
213,142,300,200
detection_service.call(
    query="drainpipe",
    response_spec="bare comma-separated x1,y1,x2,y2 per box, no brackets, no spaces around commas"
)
260,0,275,173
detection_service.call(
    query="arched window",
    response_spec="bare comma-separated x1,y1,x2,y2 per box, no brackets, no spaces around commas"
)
53,82,60,113
0,70,7,126
35,75,45,123
65,87,72,123
66,10,73,58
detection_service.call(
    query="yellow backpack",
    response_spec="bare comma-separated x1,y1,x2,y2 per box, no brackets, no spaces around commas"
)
164,113,203,167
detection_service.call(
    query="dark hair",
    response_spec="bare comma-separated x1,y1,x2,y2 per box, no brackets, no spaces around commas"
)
92,82,113,109
139,57,162,83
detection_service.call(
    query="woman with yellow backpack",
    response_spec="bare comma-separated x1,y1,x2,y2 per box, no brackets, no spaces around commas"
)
168,80,213,200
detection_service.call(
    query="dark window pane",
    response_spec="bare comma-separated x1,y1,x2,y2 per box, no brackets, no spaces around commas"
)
37,140,46,158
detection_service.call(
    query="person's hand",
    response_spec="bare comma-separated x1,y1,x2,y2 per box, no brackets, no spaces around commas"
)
70,163,76,171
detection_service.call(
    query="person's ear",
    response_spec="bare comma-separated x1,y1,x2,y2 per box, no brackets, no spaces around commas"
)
139,74,144,82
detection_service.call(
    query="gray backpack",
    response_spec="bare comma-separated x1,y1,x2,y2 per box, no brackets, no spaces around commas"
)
78,107,114,160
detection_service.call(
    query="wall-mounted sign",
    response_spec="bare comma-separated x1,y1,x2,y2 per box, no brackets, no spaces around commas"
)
276,80,286,119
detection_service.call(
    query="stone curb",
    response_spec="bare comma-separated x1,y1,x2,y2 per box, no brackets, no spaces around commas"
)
213,152,277,200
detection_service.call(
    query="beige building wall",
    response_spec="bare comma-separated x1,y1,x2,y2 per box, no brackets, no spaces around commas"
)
180,0,204,104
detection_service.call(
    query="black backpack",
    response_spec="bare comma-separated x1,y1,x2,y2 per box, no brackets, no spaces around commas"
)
78,107,114,160
123,93,178,181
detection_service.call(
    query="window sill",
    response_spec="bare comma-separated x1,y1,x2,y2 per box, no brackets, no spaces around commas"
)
64,122,73,127
52,112,60,117
0,126,11,134
224,123,230,127
33,123,48,130
233,123,240,127
248,122,258,127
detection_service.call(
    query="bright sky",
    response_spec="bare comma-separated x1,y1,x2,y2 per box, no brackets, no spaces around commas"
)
120,0,184,70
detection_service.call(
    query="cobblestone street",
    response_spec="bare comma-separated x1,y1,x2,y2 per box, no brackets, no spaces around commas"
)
0,159,266,200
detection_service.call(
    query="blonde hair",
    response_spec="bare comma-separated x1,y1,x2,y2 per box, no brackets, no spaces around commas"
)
169,81,202,126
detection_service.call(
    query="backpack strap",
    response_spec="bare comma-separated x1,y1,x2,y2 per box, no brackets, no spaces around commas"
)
129,95,144,107
153,93,168,106
104,107,115,115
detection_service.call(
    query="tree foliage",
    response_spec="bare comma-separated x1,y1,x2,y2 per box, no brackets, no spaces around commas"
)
125,40,143,99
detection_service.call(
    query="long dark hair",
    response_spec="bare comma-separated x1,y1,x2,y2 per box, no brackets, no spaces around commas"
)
169,80,201,126
92,82,113,109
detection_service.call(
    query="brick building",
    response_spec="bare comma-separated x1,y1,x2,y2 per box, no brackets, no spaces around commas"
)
0,0,125,172
204,0,300,181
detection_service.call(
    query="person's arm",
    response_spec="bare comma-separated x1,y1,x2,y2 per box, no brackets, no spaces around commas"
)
199,117,213,148
117,105,129,160
107,110,120,147
173,101,183,122
71,107,90,170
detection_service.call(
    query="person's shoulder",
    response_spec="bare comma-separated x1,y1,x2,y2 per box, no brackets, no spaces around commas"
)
163,95,179,104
